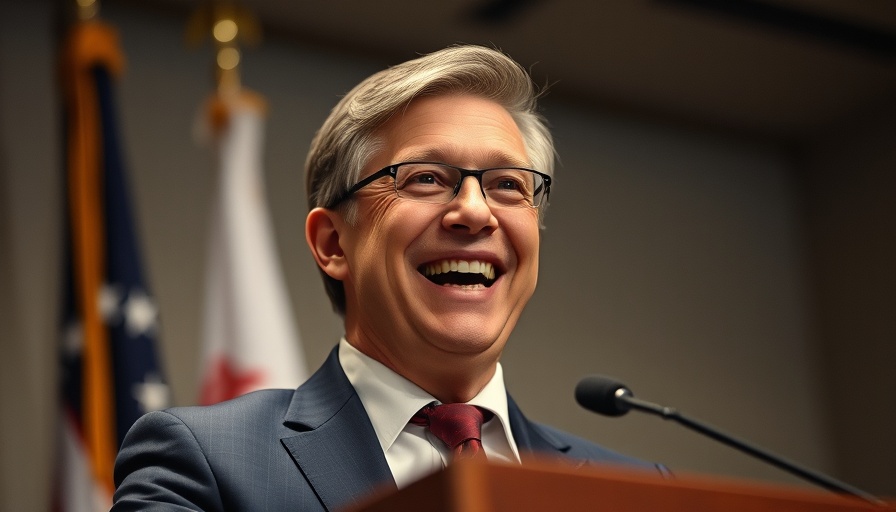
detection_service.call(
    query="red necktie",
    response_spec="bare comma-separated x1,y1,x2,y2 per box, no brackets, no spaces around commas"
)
411,403,492,461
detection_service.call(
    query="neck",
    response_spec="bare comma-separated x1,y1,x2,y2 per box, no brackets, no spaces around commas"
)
416,360,498,404
345,333,500,404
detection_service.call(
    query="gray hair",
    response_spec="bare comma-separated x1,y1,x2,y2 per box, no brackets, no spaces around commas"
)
305,45,555,315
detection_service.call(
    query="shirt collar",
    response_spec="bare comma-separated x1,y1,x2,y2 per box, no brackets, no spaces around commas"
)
338,338,519,460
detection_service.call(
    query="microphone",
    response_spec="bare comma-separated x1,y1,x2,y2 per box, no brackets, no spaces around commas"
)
575,375,885,506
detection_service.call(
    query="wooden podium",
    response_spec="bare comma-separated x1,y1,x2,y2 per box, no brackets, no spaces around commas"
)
347,460,893,512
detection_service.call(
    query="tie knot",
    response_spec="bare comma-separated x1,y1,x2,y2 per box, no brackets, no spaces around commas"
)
411,403,492,459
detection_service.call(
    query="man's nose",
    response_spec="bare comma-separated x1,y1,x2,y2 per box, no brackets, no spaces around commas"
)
442,177,498,234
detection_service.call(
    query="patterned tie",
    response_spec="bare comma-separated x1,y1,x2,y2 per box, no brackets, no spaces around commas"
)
411,403,492,461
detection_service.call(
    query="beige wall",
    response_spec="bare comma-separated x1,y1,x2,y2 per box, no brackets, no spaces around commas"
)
1,1,61,509
1,1,893,509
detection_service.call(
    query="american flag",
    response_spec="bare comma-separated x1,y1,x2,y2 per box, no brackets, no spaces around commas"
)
57,20,169,511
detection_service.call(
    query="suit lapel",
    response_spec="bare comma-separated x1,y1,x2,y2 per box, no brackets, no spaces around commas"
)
507,393,573,464
280,348,396,511
278,351,585,510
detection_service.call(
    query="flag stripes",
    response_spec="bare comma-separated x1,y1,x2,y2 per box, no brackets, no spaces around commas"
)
58,20,168,511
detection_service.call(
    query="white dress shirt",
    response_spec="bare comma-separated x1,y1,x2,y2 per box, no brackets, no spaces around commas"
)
338,338,520,488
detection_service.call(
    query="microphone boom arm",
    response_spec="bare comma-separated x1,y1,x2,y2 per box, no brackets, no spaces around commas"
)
618,391,885,506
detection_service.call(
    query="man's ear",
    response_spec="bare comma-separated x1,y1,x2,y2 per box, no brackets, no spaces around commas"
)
305,207,349,280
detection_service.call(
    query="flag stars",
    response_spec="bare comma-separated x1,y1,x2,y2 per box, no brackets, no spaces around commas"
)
133,373,170,413
62,322,84,357
99,283,124,323
97,284,159,337
124,289,158,337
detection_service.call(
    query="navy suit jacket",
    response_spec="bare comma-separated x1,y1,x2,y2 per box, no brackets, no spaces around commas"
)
113,347,663,511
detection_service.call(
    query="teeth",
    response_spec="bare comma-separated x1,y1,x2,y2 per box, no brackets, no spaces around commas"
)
423,260,496,280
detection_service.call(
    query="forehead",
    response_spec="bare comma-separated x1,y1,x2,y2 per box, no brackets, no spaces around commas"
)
372,94,530,170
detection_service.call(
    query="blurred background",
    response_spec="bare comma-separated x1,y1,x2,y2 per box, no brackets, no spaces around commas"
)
1,0,894,509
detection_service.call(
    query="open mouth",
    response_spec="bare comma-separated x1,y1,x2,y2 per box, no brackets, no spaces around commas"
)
419,259,498,288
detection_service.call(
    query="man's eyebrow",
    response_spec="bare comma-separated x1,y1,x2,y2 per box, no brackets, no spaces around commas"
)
398,148,530,168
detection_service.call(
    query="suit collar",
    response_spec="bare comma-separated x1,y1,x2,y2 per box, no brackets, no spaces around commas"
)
282,346,354,429
279,347,576,510
507,393,572,463
280,347,396,511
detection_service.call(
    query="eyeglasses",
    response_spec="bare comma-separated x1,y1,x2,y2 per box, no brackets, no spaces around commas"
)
329,162,551,209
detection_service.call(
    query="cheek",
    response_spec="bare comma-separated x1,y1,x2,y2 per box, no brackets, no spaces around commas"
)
354,194,404,247
361,190,400,222
346,198,398,274
503,213,541,261
357,198,424,270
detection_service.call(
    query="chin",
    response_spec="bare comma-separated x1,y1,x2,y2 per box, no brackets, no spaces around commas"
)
424,320,510,356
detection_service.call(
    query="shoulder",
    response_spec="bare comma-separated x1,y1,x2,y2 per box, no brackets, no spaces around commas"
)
508,394,660,471
161,388,295,426
532,421,642,464
120,389,296,459
113,389,301,509
526,420,670,476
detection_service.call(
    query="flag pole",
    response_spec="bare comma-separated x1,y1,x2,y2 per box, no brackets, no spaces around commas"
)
186,1,265,131
188,1,308,405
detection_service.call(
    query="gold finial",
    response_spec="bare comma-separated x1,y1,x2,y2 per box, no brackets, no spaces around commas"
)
186,1,261,48
185,0,262,95
76,0,99,20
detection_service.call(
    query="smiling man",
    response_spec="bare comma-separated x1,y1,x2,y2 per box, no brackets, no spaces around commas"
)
307,93,541,406
113,45,662,512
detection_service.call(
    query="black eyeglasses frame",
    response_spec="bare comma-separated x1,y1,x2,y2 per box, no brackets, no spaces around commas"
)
327,161,552,209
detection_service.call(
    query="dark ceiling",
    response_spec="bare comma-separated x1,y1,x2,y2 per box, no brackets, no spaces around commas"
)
144,0,896,144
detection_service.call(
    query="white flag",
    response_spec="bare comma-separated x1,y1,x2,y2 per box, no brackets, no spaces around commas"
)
198,94,307,405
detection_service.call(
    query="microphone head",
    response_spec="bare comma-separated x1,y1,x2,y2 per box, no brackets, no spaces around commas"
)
575,375,633,417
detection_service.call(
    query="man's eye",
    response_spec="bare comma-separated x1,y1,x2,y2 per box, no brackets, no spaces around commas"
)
496,179,521,190
410,173,438,185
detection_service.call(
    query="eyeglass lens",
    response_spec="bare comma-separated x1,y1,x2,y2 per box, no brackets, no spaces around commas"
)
393,163,545,207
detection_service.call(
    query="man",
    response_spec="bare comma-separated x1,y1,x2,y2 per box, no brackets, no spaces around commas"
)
113,45,663,511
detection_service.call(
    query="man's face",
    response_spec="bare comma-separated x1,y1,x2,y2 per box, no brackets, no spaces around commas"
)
336,94,541,384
